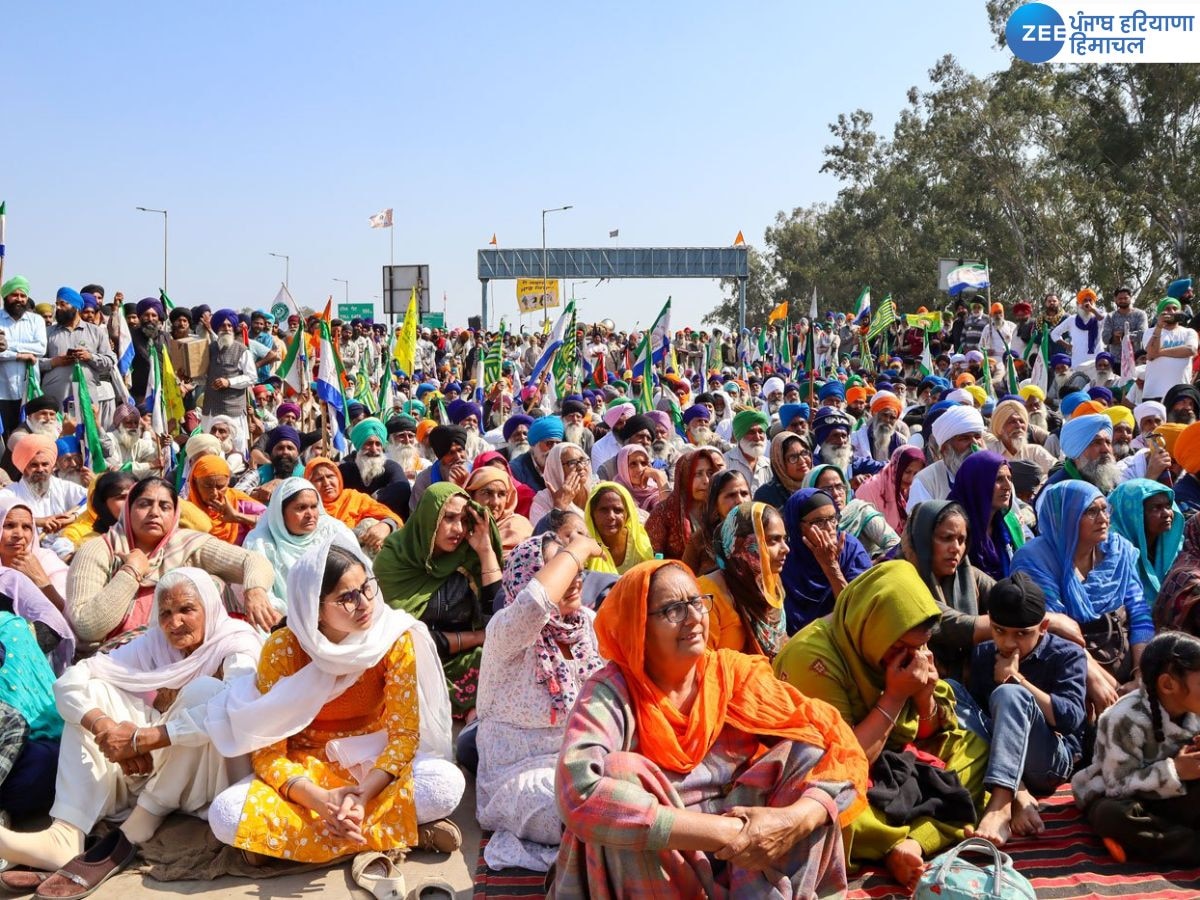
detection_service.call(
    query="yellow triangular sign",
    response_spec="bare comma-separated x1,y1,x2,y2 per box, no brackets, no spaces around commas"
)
733,230,746,246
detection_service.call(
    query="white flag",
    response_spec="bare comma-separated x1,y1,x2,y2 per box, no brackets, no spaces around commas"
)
368,208,393,229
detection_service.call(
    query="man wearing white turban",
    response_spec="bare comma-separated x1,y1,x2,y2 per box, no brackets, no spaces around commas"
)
906,405,986,511
760,376,785,417
590,402,634,474
1130,400,1167,452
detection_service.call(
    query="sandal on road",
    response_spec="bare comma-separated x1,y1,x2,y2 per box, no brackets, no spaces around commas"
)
406,877,456,900
351,852,406,900
34,831,136,900
0,870,52,894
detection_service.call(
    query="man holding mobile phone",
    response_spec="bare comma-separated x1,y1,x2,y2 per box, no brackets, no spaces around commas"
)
1143,297,1199,402
40,287,118,429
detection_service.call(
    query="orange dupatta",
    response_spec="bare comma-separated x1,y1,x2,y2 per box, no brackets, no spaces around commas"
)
303,458,403,529
187,455,255,545
593,559,867,825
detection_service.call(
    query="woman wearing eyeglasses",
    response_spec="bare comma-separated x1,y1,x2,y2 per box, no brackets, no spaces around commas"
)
780,488,871,634
552,559,867,898
207,536,464,862
464,464,532,553
1012,480,1153,718
474,532,606,872
752,432,811,510
528,442,594,526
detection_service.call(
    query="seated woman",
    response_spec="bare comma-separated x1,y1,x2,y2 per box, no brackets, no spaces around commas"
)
473,449,535,519
528,442,594,526
753,432,811,509
59,471,137,549
781,488,871,633
303,457,401,556
0,568,262,891
613,445,667,516
681,469,751,576
465,464,532,553
0,563,75,676
188,455,264,547
804,464,900,560
774,561,990,894
0,611,63,825
583,483,656,576
206,536,464,862
946,451,1025,580
854,446,925,535
243,477,359,616
0,497,68,615
698,501,789,659
375,482,503,719
1154,512,1200,632
1110,478,1183,611
553,559,868,898
645,448,724,560
476,533,606,872
1012,480,1154,719
67,477,277,644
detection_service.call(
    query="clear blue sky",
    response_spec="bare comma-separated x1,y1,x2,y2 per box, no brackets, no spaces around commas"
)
4,1,1008,331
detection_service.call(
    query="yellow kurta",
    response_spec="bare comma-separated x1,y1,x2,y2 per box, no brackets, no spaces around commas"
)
697,572,750,654
231,628,420,862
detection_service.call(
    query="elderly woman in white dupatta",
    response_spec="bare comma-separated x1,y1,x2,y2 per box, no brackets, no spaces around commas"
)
0,568,262,889
242,477,358,616
206,535,464,862
475,532,607,872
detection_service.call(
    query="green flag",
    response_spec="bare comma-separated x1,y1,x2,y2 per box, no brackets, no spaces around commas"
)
71,362,107,471
484,320,506,385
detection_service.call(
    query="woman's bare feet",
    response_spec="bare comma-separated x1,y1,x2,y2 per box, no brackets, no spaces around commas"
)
884,838,926,894
1010,790,1045,838
976,803,1014,847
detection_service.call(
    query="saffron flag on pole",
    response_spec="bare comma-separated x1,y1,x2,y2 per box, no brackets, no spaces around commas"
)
768,300,789,324
369,209,394,229
70,362,107,471
394,288,418,376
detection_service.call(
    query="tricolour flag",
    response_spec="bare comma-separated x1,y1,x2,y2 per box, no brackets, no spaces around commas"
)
552,301,578,391
853,287,871,325
525,306,574,388
947,263,990,296
369,208,394,229
314,320,348,453
394,288,418,376
114,306,135,375
631,298,672,378
277,325,310,396
70,362,107,471
867,295,896,339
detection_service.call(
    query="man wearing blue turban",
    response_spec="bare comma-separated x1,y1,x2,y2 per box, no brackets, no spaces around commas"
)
43,287,119,429
201,308,257,455
128,298,167,402
510,415,563,492
1041,414,1119,495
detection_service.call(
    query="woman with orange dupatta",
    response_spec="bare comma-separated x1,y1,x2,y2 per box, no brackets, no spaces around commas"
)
303,457,402,555
188,455,264,546
551,559,867,900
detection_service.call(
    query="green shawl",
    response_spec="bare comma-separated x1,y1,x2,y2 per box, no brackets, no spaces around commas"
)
774,559,954,746
374,482,502,618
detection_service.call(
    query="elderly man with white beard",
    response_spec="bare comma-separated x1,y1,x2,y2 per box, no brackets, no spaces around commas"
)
682,403,725,449
0,434,86,537
1045,353,1076,405
811,407,884,482
849,391,909,463
906,404,987,511
591,401,634,473
446,398,491,461
510,415,564,493
384,414,429,481
985,399,1058,475
107,402,163,477
1017,384,1055,441
559,396,595,454
646,409,682,485
207,415,247,478
0,394,68,482
759,376,785,417
201,309,256,453
1130,400,1166,451
339,416,411,519
1041,414,1125,497
722,408,773,492
499,413,533,462
54,435,92,488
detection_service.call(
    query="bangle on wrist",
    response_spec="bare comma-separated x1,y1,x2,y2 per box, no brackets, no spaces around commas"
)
131,728,141,755
480,567,501,576
91,714,114,733
874,703,898,726
562,547,585,573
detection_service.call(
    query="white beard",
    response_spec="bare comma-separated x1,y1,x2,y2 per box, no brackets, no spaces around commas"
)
508,440,530,458
356,453,387,486
651,439,673,462
1080,455,1122,494
23,475,50,499
1028,409,1048,430
870,422,896,461
218,436,234,454
1113,441,1132,460
819,443,853,474
26,419,59,438
563,423,587,446
942,446,974,477
117,429,141,454
688,425,714,446
1004,432,1028,455
739,437,767,461
1053,372,1071,391
387,444,420,472
217,333,236,351
59,469,88,487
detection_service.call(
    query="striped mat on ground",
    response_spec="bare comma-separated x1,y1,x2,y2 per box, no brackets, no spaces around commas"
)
849,784,1200,899
472,834,546,899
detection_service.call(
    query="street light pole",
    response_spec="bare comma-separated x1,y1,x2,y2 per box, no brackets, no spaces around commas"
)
333,278,349,308
135,206,168,292
541,205,573,327
269,252,290,288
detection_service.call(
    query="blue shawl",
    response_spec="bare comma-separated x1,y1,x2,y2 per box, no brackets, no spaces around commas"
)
1109,478,1184,604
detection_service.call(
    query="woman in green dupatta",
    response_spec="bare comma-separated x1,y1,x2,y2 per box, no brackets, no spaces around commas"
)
1109,478,1184,606
804,464,900,560
773,561,989,894
375,482,503,719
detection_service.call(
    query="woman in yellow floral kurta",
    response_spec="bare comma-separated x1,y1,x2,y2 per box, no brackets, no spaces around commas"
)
206,536,461,863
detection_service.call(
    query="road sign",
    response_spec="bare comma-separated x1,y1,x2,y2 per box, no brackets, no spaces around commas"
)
383,265,430,315
338,303,375,321
421,312,445,330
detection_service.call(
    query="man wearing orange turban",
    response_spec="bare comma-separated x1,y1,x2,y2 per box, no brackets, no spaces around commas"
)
3,432,87,533
850,391,909,463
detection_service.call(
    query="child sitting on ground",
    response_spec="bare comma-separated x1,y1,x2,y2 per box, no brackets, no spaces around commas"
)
966,572,1088,847
1073,630,1200,863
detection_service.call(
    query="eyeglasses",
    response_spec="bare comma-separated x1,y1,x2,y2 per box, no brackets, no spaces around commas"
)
784,453,807,465
562,457,590,470
649,594,714,625
1082,504,1110,521
803,514,840,531
326,577,378,613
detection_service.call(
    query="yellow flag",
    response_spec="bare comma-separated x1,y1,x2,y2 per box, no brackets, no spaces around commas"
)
768,300,789,323
394,287,417,375
159,346,185,425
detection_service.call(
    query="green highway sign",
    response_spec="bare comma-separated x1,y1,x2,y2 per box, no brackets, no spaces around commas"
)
338,303,375,321
421,312,445,329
